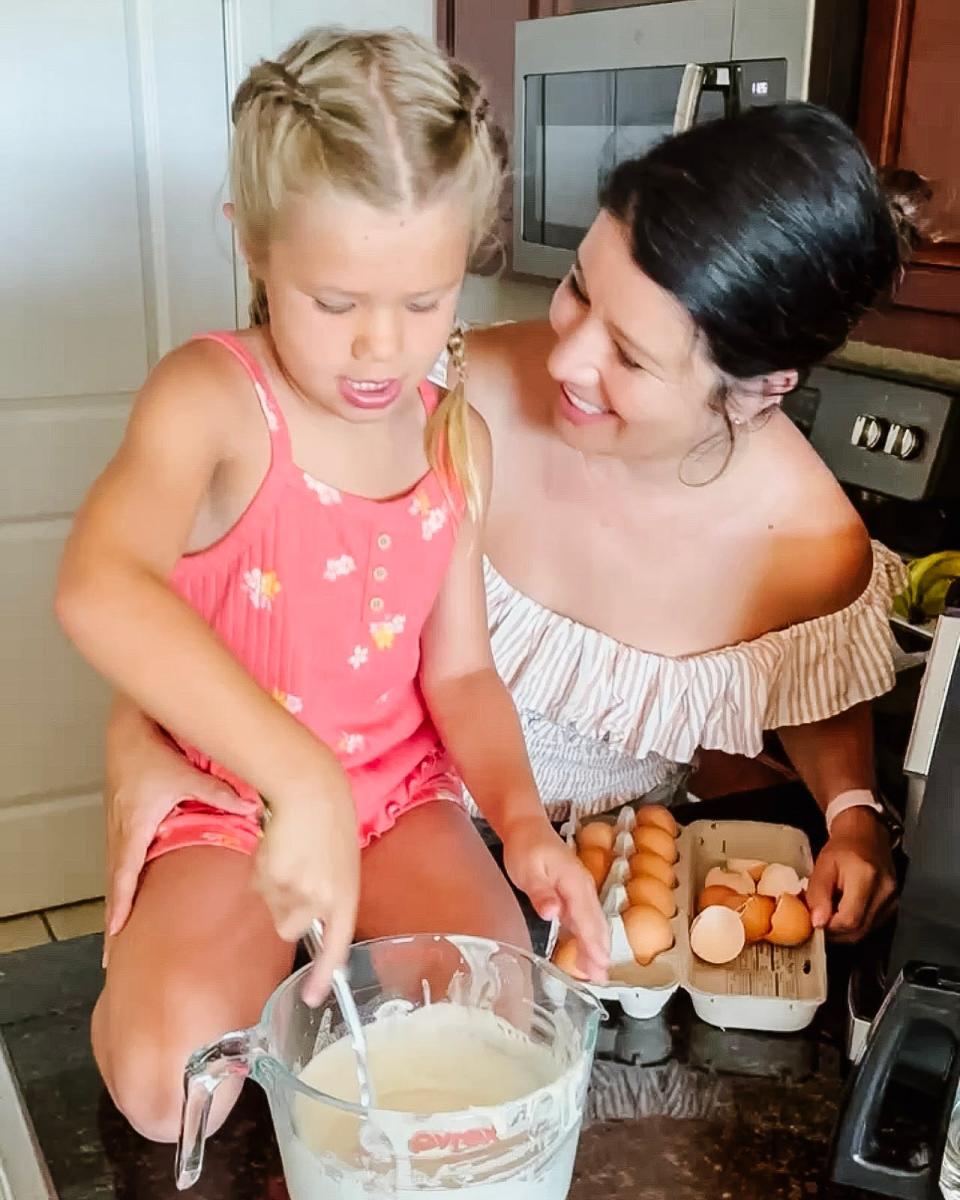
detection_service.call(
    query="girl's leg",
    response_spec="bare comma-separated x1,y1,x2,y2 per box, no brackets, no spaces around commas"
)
356,800,530,949
92,846,294,1143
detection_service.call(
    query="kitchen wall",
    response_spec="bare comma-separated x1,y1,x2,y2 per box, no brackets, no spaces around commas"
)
459,273,553,326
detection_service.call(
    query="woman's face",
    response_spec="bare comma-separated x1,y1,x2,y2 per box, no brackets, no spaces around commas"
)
547,210,725,464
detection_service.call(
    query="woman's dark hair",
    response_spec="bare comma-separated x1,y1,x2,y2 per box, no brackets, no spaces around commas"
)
601,103,914,380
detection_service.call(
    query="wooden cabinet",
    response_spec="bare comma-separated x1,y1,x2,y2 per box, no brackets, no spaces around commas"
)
855,0,960,358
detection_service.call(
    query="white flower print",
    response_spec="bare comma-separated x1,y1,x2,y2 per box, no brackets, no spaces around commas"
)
303,473,342,505
349,645,369,670
337,732,366,755
376,691,391,706
370,614,406,651
272,688,303,715
254,383,280,433
323,554,356,582
421,505,448,542
242,568,282,611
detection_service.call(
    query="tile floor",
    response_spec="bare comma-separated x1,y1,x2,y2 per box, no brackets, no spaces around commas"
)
0,900,105,952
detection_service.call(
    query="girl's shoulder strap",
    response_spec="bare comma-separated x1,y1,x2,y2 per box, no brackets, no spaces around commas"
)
190,331,292,457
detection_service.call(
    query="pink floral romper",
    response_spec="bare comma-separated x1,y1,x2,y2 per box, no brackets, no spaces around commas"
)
146,332,463,862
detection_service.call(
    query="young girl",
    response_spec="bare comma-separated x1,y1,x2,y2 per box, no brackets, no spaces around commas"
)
56,27,609,1143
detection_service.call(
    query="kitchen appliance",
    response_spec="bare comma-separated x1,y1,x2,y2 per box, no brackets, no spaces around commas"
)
513,0,866,278
176,934,602,1199
828,583,960,1199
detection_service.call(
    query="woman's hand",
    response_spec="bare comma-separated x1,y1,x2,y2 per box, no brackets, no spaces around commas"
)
256,761,360,1007
805,807,897,941
103,705,252,959
502,815,610,980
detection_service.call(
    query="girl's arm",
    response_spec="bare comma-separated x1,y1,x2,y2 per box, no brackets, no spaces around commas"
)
419,413,609,978
56,343,357,998
779,705,896,941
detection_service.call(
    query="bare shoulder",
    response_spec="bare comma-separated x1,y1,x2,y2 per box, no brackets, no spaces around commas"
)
132,336,260,460
751,415,875,624
465,320,557,429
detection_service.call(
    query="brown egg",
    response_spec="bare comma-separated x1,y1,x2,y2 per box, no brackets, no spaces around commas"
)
576,821,616,854
738,894,776,943
635,805,679,838
629,851,677,889
552,937,588,981
578,846,611,889
622,905,675,966
766,893,813,947
626,874,677,919
633,825,679,865
696,884,742,913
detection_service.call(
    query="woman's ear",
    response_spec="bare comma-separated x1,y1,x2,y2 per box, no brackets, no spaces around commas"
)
729,369,799,422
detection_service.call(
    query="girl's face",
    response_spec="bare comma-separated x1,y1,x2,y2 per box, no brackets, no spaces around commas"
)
257,189,471,421
547,210,728,464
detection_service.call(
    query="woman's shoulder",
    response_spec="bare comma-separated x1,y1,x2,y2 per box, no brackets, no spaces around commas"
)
465,320,556,426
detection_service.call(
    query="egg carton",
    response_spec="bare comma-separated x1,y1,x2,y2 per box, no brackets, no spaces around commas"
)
550,812,828,1032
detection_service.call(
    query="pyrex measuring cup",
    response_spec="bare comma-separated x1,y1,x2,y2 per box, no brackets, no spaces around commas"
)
176,934,602,1198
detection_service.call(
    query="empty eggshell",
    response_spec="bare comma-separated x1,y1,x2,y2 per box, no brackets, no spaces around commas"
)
622,905,675,966
626,874,677,919
576,821,616,854
766,893,813,946
689,906,746,965
633,825,679,865
578,846,611,889
726,858,768,883
696,884,742,913
704,866,755,895
737,894,776,942
629,851,677,890
757,863,803,898
635,805,679,838
552,937,588,981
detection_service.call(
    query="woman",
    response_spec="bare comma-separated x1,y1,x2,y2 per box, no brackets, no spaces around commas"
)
106,103,905,951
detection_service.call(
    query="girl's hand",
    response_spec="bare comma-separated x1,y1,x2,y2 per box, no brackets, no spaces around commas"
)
104,706,252,962
256,764,360,1006
806,808,897,942
502,815,610,981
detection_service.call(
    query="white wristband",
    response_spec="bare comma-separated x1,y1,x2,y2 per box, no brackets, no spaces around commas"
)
824,789,884,833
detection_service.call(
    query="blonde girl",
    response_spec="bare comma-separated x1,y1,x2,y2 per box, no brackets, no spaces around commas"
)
57,27,608,1143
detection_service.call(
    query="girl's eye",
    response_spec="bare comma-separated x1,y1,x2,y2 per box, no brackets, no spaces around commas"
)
407,299,440,314
314,298,354,315
616,344,642,371
567,272,588,305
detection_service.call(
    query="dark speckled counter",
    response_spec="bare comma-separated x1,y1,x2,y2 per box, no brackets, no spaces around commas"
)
1,929,877,1200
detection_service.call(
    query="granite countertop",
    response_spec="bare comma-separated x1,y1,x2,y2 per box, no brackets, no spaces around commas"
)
1,926,883,1200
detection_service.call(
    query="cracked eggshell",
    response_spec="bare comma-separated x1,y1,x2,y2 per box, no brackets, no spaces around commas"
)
690,905,746,965
738,894,776,943
726,858,768,883
622,905,675,966
766,893,813,946
757,863,803,898
696,884,742,913
704,866,756,894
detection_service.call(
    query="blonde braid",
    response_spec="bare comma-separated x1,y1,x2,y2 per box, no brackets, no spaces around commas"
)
425,325,481,523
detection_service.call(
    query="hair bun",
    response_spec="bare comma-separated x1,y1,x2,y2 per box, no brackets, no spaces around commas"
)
881,167,935,257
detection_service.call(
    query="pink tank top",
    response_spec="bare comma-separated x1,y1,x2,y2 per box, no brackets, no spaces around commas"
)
170,333,462,838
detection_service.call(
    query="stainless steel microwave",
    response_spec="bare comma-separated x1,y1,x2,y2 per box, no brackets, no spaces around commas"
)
513,0,866,278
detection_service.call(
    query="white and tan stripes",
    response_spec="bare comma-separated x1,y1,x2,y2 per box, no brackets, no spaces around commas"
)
481,542,905,820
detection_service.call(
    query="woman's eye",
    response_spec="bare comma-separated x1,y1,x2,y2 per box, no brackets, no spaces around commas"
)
314,299,354,315
615,345,642,371
407,299,441,314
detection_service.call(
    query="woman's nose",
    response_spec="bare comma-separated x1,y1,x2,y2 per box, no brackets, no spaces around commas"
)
547,315,603,389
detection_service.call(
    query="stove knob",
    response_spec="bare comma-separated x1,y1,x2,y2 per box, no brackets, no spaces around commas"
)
851,413,886,450
883,423,923,460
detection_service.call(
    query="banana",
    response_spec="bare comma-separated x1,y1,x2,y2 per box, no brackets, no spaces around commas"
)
895,551,960,622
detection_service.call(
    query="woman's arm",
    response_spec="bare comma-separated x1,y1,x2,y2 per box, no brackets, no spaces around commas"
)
419,413,609,977
779,705,896,941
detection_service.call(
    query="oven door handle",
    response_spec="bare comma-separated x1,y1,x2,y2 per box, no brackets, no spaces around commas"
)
673,62,741,133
